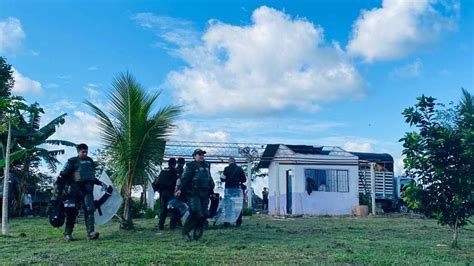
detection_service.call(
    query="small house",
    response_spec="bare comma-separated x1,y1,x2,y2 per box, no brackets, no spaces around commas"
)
257,144,360,216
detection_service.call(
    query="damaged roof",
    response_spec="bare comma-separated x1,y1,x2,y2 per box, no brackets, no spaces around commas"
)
257,144,330,169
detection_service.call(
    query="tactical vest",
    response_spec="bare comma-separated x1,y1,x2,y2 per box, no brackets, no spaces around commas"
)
72,158,96,182
192,164,211,189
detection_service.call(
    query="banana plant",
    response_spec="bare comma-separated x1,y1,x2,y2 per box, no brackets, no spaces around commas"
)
10,103,75,216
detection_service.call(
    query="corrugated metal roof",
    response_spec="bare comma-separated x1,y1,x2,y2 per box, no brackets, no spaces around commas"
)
286,145,329,155
350,152,393,163
257,144,332,169
256,144,280,169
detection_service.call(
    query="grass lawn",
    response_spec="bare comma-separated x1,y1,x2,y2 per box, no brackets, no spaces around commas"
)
0,214,473,264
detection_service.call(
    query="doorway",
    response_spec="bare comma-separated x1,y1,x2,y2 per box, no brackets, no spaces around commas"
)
286,170,292,214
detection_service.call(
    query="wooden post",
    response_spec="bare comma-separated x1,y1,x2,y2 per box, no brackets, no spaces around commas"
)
370,162,376,215
247,161,252,209
275,162,280,216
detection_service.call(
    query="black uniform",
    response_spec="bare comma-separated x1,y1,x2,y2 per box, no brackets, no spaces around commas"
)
262,189,269,210
155,166,179,229
179,160,215,239
54,156,102,238
221,163,247,226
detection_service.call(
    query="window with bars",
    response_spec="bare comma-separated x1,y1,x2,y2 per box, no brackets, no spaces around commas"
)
305,169,349,193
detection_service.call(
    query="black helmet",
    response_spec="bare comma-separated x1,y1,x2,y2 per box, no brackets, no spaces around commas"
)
49,215,65,228
192,149,206,156
48,199,65,227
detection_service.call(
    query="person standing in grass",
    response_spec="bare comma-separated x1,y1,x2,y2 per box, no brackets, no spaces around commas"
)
153,158,179,230
175,149,215,241
221,157,247,227
53,143,107,241
262,187,269,211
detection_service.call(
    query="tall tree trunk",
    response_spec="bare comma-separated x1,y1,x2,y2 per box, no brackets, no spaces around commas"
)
451,219,459,248
120,175,134,230
2,121,12,236
17,159,30,217
121,195,133,230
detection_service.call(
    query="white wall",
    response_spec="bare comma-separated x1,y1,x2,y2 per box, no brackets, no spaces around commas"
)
292,164,359,215
268,145,359,216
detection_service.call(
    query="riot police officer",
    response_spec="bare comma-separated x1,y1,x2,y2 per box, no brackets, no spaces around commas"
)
176,157,185,179
175,149,214,241
221,156,247,227
53,143,106,241
153,158,179,230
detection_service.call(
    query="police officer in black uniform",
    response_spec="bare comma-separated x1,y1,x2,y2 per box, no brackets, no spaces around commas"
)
175,149,214,241
176,157,185,179
154,158,179,230
53,143,107,241
221,156,247,227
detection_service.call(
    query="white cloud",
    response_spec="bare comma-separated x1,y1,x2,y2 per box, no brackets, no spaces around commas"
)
347,0,459,62
390,59,423,79
342,142,373,152
87,83,99,87
51,111,101,147
57,75,72,80
131,13,200,48
12,67,42,95
315,136,376,152
83,83,108,108
85,87,99,99
87,66,99,71
171,118,344,144
45,83,60,89
0,17,25,54
171,120,233,142
394,156,405,176
38,104,98,169
137,6,365,115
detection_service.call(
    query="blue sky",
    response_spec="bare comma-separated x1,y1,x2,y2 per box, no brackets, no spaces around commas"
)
1,0,473,175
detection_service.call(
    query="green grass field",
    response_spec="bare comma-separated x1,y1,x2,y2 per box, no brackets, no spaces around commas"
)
1,214,473,264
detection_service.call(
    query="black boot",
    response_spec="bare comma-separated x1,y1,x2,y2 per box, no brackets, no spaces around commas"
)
88,232,100,240
193,227,203,240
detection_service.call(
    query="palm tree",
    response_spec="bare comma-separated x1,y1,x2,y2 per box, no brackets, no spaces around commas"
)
86,72,181,229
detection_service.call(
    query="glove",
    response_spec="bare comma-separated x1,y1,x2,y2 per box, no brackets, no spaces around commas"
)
101,182,108,192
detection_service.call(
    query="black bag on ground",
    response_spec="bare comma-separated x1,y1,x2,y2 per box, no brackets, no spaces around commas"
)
48,199,65,227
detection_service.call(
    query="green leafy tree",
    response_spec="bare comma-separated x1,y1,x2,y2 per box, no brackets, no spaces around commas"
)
400,90,473,247
91,148,114,178
1,96,28,235
12,103,75,215
86,72,181,229
0,57,14,98
1,57,73,222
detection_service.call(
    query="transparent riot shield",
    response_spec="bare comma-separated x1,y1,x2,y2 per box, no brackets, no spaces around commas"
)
93,172,123,225
210,188,243,223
